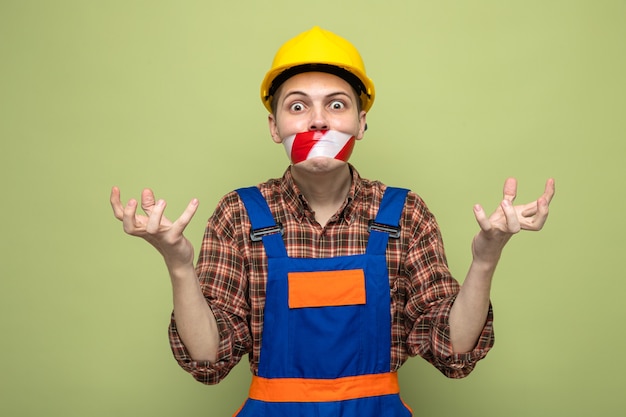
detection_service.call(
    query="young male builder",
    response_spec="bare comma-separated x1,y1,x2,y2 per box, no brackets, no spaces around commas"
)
111,26,555,416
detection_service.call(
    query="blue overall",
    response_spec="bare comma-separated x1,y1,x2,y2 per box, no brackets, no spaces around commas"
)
233,186,412,417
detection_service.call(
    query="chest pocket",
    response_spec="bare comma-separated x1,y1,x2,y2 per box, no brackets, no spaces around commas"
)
288,269,366,308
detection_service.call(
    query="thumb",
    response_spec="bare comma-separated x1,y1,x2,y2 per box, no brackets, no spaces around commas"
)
172,198,200,235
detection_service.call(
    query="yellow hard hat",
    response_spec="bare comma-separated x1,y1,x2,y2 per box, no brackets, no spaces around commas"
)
260,26,375,113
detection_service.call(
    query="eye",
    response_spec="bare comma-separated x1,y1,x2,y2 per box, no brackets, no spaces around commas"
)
289,102,305,112
329,100,346,110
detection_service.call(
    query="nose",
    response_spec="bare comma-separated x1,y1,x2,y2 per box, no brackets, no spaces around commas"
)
308,106,329,131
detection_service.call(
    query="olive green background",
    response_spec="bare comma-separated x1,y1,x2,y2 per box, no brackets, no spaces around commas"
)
1,0,624,416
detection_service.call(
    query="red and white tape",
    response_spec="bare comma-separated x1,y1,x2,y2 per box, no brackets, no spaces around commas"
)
282,130,355,165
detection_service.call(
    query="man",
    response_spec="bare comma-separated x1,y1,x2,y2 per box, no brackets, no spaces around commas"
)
110,26,554,416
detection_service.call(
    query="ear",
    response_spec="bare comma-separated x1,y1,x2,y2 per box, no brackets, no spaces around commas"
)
268,114,282,144
355,110,367,140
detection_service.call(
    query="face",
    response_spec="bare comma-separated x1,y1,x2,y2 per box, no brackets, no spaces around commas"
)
268,72,367,171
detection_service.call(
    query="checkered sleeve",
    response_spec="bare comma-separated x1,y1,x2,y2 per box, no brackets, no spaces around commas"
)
168,192,253,385
403,196,495,378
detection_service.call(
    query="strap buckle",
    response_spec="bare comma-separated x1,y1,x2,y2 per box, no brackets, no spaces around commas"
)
368,220,401,239
250,223,284,242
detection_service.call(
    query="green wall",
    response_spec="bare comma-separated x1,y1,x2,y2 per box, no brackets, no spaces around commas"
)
1,1,625,416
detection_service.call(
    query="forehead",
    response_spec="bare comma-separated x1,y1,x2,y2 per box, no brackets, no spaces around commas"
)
276,72,357,100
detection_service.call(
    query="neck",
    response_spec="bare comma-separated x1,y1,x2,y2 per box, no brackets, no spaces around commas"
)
290,163,352,226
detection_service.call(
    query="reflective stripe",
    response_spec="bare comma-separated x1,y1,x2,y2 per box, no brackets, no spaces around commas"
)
288,269,366,308
248,372,399,403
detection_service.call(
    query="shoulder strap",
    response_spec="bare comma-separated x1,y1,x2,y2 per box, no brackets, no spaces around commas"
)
366,187,410,255
235,187,288,258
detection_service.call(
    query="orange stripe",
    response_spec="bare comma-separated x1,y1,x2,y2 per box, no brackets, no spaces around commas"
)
248,372,399,403
288,269,366,308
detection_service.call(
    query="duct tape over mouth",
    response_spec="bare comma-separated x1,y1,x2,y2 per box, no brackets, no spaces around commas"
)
282,130,355,164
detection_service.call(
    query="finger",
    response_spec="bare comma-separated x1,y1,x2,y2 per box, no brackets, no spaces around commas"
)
503,177,517,203
110,186,124,220
520,178,555,220
172,198,200,234
141,188,157,214
520,200,539,218
146,199,167,234
473,204,492,232
501,199,521,233
122,198,141,233
542,178,556,205
532,195,551,230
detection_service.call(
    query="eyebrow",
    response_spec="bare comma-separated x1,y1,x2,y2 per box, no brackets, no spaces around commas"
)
281,90,354,103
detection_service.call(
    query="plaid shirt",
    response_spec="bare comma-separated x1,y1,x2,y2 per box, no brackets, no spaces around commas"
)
169,165,494,384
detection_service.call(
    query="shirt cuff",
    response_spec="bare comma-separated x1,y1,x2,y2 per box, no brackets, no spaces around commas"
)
168,308,238,385
429,298,495,378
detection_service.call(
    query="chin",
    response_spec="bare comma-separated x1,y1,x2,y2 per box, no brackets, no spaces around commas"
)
292,158,348,174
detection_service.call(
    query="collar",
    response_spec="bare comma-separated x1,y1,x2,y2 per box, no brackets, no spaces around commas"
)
280,164,362,225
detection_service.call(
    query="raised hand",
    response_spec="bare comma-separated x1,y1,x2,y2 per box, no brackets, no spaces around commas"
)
471,178,555,265
110,187,199,268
